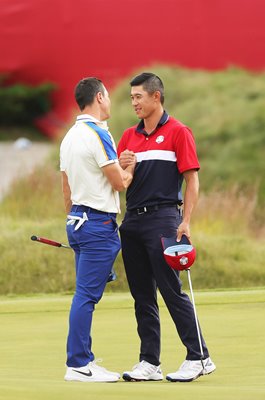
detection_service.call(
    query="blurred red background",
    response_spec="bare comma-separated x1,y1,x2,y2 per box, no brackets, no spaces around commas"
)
0,0,264,137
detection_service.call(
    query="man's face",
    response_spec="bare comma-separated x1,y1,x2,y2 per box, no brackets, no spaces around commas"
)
130,85,157,119
100,86,111,120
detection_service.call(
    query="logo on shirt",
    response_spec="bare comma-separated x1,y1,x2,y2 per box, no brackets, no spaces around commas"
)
156,135,164,144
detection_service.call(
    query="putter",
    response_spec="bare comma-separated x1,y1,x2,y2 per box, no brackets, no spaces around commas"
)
161,235,205,372
186,268,205,372
31,235,71,248
31,235,116,282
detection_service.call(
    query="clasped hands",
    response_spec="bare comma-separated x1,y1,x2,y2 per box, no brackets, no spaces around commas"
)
119,149,137,169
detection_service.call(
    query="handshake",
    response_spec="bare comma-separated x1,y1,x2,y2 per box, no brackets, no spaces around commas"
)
119,149,137,169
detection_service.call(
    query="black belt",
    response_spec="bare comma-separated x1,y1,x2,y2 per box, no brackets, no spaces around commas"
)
71,205,116,217
128,204,178,215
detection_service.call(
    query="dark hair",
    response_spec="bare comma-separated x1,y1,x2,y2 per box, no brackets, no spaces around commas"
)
74,77,105,111
130,72,164,104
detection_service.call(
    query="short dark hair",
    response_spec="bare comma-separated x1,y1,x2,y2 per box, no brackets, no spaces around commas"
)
130,72,164,104
75,77,105,111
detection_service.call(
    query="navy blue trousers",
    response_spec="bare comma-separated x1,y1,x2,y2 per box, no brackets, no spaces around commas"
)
66,206,120,367
119,206,209,366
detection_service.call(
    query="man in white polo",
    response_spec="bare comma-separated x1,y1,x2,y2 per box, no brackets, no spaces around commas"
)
60,77,135,382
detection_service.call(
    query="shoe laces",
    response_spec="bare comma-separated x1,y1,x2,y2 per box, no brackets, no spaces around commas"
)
89,359,108,373
133,360,158,374
179,360,191,370
180,360,203,371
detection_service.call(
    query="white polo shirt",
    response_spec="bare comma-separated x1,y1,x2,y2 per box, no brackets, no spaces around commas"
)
60,114,120,213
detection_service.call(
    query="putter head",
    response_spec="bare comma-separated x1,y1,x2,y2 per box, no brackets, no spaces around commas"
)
161,234,196,271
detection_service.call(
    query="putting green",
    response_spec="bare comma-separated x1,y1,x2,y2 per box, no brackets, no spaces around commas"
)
0,289,264,400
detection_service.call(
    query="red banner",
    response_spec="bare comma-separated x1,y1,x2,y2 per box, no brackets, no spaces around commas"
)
0,0,264,137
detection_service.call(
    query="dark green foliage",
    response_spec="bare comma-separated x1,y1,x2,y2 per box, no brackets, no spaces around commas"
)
0,75,55,126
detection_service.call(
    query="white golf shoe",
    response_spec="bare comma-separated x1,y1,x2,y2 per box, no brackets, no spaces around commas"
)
64,359,120,382
166,357,216,382
123,360,163,381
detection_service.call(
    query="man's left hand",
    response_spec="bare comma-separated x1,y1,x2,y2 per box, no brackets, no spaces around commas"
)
177,221,191,242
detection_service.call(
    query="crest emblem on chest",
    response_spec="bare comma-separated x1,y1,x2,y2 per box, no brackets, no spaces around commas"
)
156,135,164,144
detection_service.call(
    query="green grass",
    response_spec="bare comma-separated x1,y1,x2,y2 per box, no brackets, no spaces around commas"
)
1,65,265,294
0,290,265,400
1,212,265,294
109,65,265,209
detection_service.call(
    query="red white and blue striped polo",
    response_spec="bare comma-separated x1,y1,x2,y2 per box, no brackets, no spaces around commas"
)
117,111,200,210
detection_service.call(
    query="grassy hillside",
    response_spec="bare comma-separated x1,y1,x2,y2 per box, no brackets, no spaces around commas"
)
0,65,265,295
109,65,265,215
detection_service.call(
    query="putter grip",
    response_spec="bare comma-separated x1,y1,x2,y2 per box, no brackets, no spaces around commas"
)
31,235,61,247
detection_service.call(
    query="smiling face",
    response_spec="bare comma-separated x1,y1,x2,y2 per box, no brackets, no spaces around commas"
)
130,85,159,120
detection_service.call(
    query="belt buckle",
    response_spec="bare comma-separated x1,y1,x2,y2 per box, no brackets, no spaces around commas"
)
137,206,147,215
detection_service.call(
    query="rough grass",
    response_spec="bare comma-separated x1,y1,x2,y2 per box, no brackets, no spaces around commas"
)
0,181,264,294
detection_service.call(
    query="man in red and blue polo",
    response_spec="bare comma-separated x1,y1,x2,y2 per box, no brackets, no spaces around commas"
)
118,72,216,383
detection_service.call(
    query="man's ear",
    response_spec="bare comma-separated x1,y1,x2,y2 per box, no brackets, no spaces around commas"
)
153,90,161,102
96,91,104,104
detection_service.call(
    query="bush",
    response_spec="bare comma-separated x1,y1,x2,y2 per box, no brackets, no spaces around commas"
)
0,75,55,126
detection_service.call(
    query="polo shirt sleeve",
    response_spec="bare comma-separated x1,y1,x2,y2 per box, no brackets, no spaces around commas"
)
92,128,118,167
175,127,200,173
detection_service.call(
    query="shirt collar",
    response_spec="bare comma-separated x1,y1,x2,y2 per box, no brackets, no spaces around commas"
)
136,110,169,134
76,114,109,130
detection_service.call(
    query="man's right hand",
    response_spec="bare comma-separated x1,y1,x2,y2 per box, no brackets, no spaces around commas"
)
119,149,136,169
